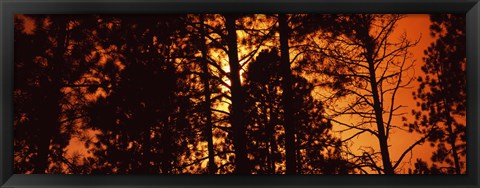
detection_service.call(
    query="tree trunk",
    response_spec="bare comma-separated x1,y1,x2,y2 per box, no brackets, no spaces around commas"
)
225,14,248,174
260,85,272,173
267,84,277,174
33,18,68,174
365,36,394,174
442,90,461,174
199,14,217,174
33,87,62,173
279,14,297,174
445,112,461,174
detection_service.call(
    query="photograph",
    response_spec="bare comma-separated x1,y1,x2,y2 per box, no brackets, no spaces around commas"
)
13,13,466,175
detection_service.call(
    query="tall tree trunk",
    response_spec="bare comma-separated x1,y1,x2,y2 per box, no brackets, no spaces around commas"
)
225,14,248,174
263,86,272,174
441,88,461,174
445,111,461,174
369,64,394,174
260,87,271,173
267,84,277,174
365,37,394,174
199,14,217,174
33,17,68,174
279,14,297,174
33,86,62,174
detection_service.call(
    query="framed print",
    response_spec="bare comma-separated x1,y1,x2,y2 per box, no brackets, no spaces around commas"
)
1,0,479,187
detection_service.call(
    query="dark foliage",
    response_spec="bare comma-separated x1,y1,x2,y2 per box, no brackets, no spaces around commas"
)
13,14,465,175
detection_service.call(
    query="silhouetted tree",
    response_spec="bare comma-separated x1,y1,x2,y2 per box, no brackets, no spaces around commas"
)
408,159,445,174
83,15,205,174
223,14,250,174
182,14,278,174
14,15,98,174
275,14,352,174
15,14,445,175
317,14,421,174
407,14,466,174
278,14,297,174
243,49,283,173
292,76,354,174
243,49,353,174
198,14,217,174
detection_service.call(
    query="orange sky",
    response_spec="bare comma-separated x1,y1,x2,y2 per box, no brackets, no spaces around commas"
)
15,14,465,174
323,14,464,174
385,14,436,172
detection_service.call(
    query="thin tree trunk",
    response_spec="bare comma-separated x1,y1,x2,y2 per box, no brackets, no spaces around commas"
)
33,17,68,174
445,110,461,174
260,87,271,173
440,85,461,174
279,14,297,174
33,88,61,174
365,37,394,174
199,14,217,174
225,14,248,174
267,84,277,174
435,62,461,174
263,91,272,174
369,67,394,174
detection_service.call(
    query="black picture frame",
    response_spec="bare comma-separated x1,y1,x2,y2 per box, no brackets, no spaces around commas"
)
1,0,479,187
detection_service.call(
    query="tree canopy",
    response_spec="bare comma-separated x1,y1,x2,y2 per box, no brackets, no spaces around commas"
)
14,14,466,174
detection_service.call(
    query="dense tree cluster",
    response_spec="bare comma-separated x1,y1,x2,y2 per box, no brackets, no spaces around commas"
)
13,14,465,174
407,14,466,174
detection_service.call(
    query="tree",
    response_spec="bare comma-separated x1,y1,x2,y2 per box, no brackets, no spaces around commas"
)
278,14,297,174
83,15,206,174
407,14,466,174
223,14,250,174
292,75,354,174
14,15,98,174
15,14,417,175
316,14,421,174
276,14,349,174
243,49,283,173
408,159,444,174
243,48,353,174
182,14,278,174
198,14,217,174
